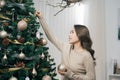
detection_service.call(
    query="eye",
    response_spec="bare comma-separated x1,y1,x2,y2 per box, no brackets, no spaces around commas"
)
70,30,74,34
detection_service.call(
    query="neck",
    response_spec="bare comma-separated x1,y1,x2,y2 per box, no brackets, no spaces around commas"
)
73,41,84,52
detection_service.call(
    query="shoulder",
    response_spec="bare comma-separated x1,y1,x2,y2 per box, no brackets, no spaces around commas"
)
82,50,93,60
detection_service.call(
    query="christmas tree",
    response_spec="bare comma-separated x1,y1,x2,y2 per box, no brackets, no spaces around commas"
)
0,0,57,80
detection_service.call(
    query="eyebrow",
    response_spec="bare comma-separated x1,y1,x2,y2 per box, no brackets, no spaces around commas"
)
70,30,74,33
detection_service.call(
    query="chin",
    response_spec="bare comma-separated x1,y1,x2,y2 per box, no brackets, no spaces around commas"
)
69,41,74,44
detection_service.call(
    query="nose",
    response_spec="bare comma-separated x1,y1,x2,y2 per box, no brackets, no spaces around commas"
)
68,34,71,38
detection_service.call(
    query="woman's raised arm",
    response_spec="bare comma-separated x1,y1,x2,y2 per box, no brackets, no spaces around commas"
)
36,11,64,52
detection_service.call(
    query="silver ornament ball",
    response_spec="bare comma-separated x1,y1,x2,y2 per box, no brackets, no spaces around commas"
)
58,64,67,72
18,52,25,59
0,30,8,38
9,76,18,80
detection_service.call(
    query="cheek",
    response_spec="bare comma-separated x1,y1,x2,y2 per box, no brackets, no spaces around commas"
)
71,34,79,41
74,36,79,41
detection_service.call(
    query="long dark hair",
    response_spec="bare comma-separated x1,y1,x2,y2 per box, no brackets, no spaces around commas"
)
74,25,95,60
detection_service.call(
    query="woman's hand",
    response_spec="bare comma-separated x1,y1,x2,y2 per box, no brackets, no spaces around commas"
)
58,70,67,75
35,11,43,19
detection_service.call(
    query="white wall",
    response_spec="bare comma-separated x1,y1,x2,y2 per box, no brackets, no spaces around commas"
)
34,0,106,80
86,1,106,80
105,0,120,80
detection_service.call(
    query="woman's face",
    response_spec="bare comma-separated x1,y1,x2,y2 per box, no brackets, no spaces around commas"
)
68,28,79,44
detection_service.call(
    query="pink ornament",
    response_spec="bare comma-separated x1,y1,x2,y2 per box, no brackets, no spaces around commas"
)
42,75,51,80
0,0,6,8
17,19,27,31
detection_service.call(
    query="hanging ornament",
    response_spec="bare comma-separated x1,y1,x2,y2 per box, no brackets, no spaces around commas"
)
0,30,8,38
18,37,25,43
36,38,47,46
25,76,30,80
32,67,37,77
17,35,21,39
9,76,18,80
3,21,9,26
14,61,25,67
0,0,6,8
2,38,10,46
17,19,27,31
41,53,45,59
42,75,51,80
2,54,8,65
40,38,47,46
36,31,40,39
3,54,7,60
47,55,50,61
58,64,67,72
18,51,25,59
14,62,25,68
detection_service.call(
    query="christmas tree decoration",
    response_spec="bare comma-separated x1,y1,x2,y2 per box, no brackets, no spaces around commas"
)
0,0,6,8
25,76,30,80
17,37,25,43
18,51,25,59
14,61,25,67
40,38,48,46
3,54,7,60
48,0,82,16
2,21,9,26
2,38,10,46
10,40,22,44
0,13,11,20
0,30,8,38
17,19,27,31
36,31,41,39
0,0,57,80
47,56,50,61
58,64,67,72
35,38,47,46
36,38,48,46
32,67,37,77
9,76,18,80
42,75,51,80
41,53,45,59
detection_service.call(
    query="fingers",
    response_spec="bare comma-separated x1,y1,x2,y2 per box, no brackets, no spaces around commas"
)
58,70,66,75
35,11,43,19
35,11,40,16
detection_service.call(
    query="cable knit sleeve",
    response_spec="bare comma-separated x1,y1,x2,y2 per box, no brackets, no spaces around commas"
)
65,54,96,80
38,17,64,52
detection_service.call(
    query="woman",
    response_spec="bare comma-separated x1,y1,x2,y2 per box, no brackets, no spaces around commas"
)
36,12,96,80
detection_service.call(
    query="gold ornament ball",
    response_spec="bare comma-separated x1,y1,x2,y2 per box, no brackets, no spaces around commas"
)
0,30,8,38
42,75,51,80
9,76,18,80
58,64,67,72
0,0,6,8
17,20,27,31
41,38,47,46
18,52,25,59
